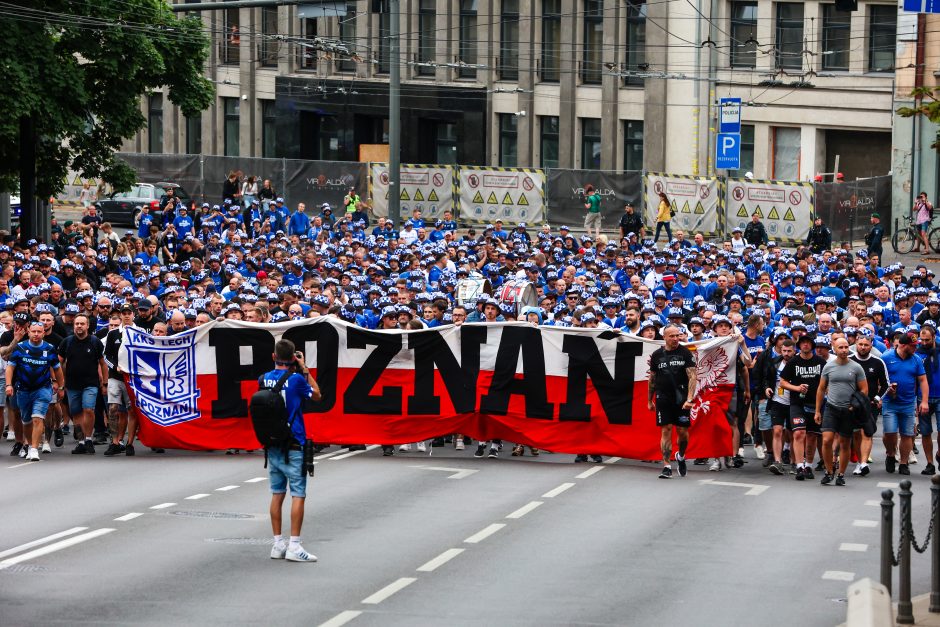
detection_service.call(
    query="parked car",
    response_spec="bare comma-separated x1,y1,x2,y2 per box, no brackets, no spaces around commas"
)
10,195,20,222
95,182,192,226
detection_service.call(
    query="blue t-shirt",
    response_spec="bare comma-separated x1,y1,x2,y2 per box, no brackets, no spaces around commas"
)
9,340,60,390
916,346,940,397
138,213,154,238
258,369,314,445
882,348,926,406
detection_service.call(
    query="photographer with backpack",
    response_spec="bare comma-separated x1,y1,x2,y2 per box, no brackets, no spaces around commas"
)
251,339,322,563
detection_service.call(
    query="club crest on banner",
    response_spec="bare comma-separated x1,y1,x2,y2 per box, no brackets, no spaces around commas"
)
124,328,200,427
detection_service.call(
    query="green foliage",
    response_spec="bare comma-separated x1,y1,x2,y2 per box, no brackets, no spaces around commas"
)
897,87,940,150
0,0,214,196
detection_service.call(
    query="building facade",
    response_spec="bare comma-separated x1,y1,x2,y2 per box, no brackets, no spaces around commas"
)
125,0,935,188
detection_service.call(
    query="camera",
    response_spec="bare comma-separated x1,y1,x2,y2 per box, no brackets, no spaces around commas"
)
303,441,315,477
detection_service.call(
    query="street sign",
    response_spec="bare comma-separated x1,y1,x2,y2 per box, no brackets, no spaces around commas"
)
719,97,742,133
715,133,741,170
903,0,940,12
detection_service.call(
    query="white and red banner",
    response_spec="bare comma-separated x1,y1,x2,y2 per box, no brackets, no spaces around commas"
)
117,319,736,460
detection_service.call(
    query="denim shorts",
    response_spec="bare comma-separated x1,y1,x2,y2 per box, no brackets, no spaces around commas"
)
268,448,306,498
918,398,940,435
16,387,53,422
67,386,98,413
883,401,916,437
758,400,772,431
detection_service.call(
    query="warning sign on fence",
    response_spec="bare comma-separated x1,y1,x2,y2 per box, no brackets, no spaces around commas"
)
724,178,814,244
457,167,545,225
370,164,455,220
643,174,721,237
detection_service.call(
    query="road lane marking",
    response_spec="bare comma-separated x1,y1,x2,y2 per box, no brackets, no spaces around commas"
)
698,479,769,496
864,500,881,507
0,528,115,570
6,462,32,469
542,483,575,498
464,523,505,544
114,513,143,522
575,466,605,479
853,520,878,528
318,610,362,627
150,502,176,510
314,448,350,460
822,571,855,581
216,485,239,491
840,543,868,552
0,527,88,560
603,457,622,464
877,482,900,488
416,548,465,572
185,494,210,500
361,577,417,604
506,501,543,519
409,465,479,479
330,445,380,461
244,477,267,483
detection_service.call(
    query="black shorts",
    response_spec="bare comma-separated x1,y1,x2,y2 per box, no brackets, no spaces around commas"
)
656,402,691,428
823,404,855,438
769,401,789,428
789,404,821,434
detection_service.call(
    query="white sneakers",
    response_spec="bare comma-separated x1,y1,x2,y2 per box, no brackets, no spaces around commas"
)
754,444,766,460
26,447,40,462
286,546,317,562
455,440,465,451
398,444,411,452
18,446,27,458
5,431,13,441
270,542,287,559
708,459,721,472
41,442,51,454
416,441,427,452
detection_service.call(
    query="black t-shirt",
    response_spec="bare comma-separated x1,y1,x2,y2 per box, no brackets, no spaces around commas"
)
104,328,124,380
43,331,64,350
134,314,158,332
649,346,696,406
58,333,104,389
780,354,826,405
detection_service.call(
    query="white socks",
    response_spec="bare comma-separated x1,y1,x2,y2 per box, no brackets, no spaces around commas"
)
289,536,301,550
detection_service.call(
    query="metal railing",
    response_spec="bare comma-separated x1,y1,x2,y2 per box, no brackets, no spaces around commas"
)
880,476,940,624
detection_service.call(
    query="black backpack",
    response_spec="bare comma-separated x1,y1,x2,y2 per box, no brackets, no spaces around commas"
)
249,371,294,462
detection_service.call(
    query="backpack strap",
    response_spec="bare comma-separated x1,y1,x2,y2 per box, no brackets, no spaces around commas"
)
272,369,291,393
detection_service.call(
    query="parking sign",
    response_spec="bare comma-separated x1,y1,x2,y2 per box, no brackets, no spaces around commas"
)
715,133,741,170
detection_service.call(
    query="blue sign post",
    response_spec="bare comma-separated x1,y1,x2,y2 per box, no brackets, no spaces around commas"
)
715,133,741,170
903,0,940,12
718,97,742,134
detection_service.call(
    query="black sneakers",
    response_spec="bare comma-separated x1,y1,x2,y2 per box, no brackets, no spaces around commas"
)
591,455,603,463
835,474,846,486
487,447,498,458
795,467,805,481
72,442,86,455
886,455,897,474
922,463,936,476
821,473,833,485
474,444,486,458
782,449,791,465
676,453,687,477
103,443,124,457
10,442,22,457
53,429,64,448
804,466,815,480
84,441,95,455
574,455,588,463
125,444,136,456
899,464,911,476
658,466,673,479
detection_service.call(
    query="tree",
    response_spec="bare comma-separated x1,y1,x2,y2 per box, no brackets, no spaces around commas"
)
0,0,214,239
897,87,940,150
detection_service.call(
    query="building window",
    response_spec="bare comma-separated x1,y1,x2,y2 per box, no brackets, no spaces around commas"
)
624,0,646,86
437,122,458,164
186,115,201,155
541,0,561,82
260,6,279,66
540,116,559,169
728,124,754,177
417,0,436,76
499,0,519,81
148,94,163,154
300,18,318,69
772,126,800,180
775,3,803,70
337,3,356,72
581,118,602,169
223,8,240,64
378,5,391,74
223,97,240,157
730,2,757,68
459,0,478,78
499,114,518,167
623,120,643,170
262,100,277,158
822,5,850,71
868,5,896,72
582,0,603,84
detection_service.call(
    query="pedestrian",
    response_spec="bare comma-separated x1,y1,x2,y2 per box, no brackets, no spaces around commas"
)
5,320,64,462
58,314,107,455
780,334,825,480
259,339,322,562
618,203,644,242
865,213,884,259
654,191,673,244
916,324,940,475
764,337,795,475
648,324,697,479
815,336,868,485
913,191,934,253
743,212,768,247
850,333,888,476
880,333,929,476
583,184,602,241
241,175,258,209
805,216,832,254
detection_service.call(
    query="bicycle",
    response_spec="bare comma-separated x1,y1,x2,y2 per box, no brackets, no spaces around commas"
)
892,215,918,255
928,222,940,254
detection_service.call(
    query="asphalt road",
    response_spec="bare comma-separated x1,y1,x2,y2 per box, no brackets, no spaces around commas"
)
0,441,933,627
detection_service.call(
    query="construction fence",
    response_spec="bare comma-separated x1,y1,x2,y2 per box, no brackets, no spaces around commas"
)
56,154,892,243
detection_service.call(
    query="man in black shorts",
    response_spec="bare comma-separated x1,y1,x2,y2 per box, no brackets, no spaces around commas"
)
765,338,795,476
648,324,698,479
780,334,826,481
816,336,868,486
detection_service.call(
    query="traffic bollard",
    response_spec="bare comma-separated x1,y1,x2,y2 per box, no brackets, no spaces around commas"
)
898,480,914,625
882,488,895,594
